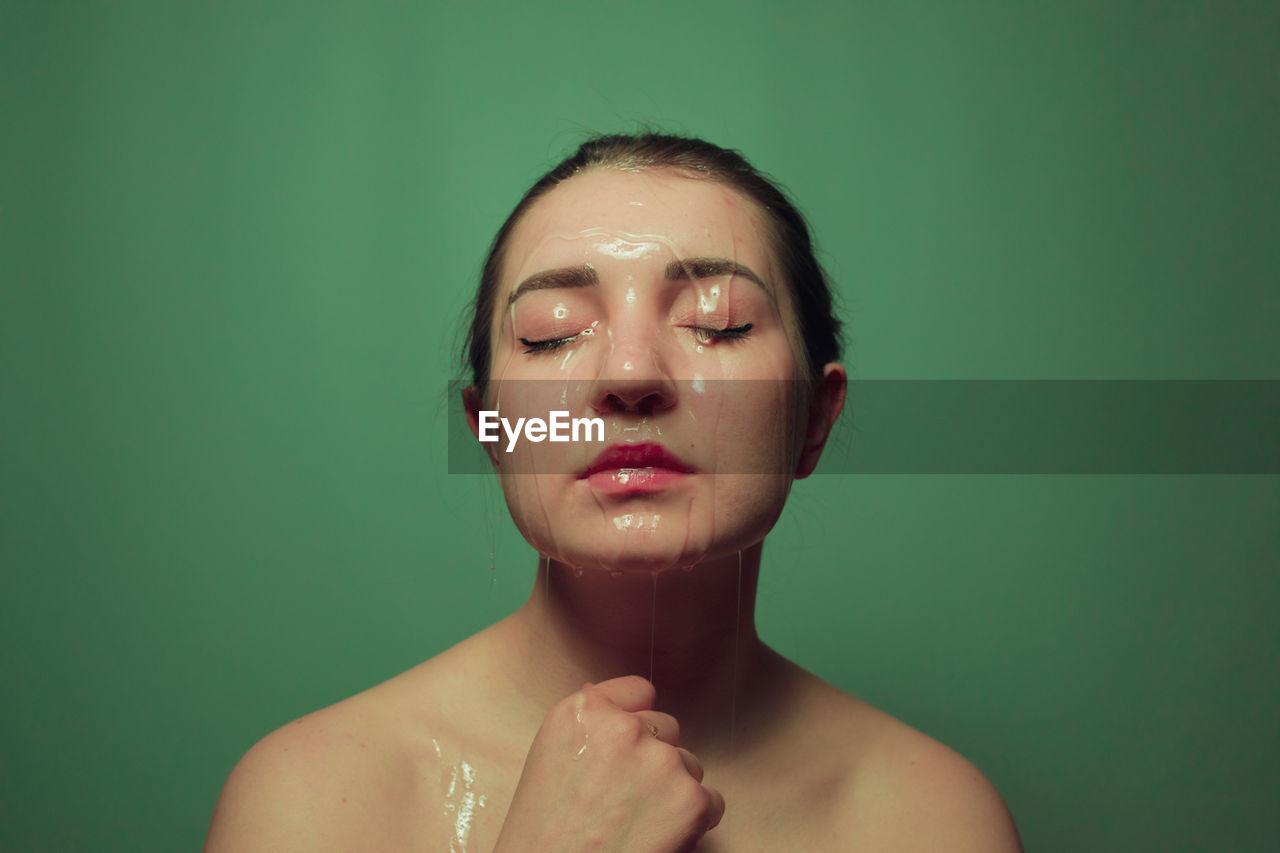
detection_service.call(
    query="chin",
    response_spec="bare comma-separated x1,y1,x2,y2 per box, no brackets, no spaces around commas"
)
507,485,787,575
538,521,775,577
550,531,711,576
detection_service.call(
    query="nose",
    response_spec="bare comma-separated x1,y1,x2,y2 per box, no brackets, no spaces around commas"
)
592,377,678,417
586,323,678,418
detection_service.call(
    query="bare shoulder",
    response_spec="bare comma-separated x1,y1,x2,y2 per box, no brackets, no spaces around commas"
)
204,627,527,852
835,697,1023,852
204,675,436,852
744,653,1020,851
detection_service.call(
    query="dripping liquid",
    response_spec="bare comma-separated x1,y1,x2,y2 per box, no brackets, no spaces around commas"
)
648,572,658,683
728,549,742,848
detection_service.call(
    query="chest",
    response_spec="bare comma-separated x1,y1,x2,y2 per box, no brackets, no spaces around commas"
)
401,744,518,852
402,753,843,852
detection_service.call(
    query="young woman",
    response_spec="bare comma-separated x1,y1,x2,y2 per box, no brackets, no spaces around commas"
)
206,134,1022,852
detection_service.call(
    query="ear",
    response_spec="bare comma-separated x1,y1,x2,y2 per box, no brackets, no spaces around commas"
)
794,363,847,479
462,384,501,469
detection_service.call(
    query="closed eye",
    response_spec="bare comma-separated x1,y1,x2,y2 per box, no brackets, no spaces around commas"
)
692,323,753,344
521,324,753,353
520,333,581,353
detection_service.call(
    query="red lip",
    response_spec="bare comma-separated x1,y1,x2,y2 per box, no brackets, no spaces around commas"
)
580,442,694,496
582,442,694,478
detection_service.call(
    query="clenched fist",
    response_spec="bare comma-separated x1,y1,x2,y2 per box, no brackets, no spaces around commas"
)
493,676,725,853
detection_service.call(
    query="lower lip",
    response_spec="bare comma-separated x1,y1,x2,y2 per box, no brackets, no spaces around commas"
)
583,467,690,496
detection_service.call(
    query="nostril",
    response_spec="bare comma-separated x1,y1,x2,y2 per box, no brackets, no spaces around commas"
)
601,391,667,416
591,373,679,418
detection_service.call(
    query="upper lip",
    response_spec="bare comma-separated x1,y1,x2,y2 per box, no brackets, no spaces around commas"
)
581,442,694,478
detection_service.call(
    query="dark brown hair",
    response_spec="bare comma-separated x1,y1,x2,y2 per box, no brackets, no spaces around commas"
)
462,133,842,393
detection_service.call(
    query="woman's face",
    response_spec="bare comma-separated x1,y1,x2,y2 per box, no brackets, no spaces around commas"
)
472,167,826,574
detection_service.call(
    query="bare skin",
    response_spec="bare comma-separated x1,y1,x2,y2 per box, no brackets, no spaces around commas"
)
205,547,1022,852
206,166,1022,850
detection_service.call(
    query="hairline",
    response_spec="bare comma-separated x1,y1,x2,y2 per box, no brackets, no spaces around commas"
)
491,163,788,321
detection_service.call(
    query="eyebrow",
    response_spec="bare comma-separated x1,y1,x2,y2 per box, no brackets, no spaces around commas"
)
664,257,771,296
507,265,600,305
508,257,770,306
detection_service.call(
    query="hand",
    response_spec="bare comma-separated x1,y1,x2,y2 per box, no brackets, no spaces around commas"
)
493,675,725,853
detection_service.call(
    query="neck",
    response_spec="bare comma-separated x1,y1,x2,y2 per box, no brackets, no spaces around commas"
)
497,543,766,759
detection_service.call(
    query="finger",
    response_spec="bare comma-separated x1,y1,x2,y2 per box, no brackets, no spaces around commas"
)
675,747,703,782
634,710,680,746
591,675,655,712
704,785,726,831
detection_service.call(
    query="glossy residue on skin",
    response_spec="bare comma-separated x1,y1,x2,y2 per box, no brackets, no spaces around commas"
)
572,692,589,761
494,225,744,574
434,737,489,852
479,170,804,846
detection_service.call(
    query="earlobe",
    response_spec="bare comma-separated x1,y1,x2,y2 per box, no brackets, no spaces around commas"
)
794,363,847,479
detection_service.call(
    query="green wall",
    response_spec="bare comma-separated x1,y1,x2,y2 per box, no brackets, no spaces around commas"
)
3,2,1276,850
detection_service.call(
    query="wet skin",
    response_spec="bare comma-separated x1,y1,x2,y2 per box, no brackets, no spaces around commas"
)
477,167,818,578
204,168,1022,852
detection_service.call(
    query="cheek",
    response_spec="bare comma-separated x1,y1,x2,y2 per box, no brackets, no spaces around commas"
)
715,475,792,530
703,385,807,474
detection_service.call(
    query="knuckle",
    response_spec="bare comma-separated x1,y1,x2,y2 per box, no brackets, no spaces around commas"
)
549,690,593,728
679,748,703,779
623,674,656,703
656,745,686,774
691,789,716,827
602,711,644,743
676,779,713,822
659,714,680,742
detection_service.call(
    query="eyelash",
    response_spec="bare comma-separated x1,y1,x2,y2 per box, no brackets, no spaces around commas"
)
520,324,754,354
520,334,579,353
692,323,753,344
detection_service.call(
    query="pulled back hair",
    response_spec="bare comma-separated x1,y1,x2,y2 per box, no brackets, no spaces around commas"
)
462,133,842,394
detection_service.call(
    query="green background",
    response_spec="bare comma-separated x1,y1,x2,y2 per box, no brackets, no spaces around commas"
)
3,1,1277,850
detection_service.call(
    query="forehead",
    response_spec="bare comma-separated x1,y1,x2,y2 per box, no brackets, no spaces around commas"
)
502,168,775,288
